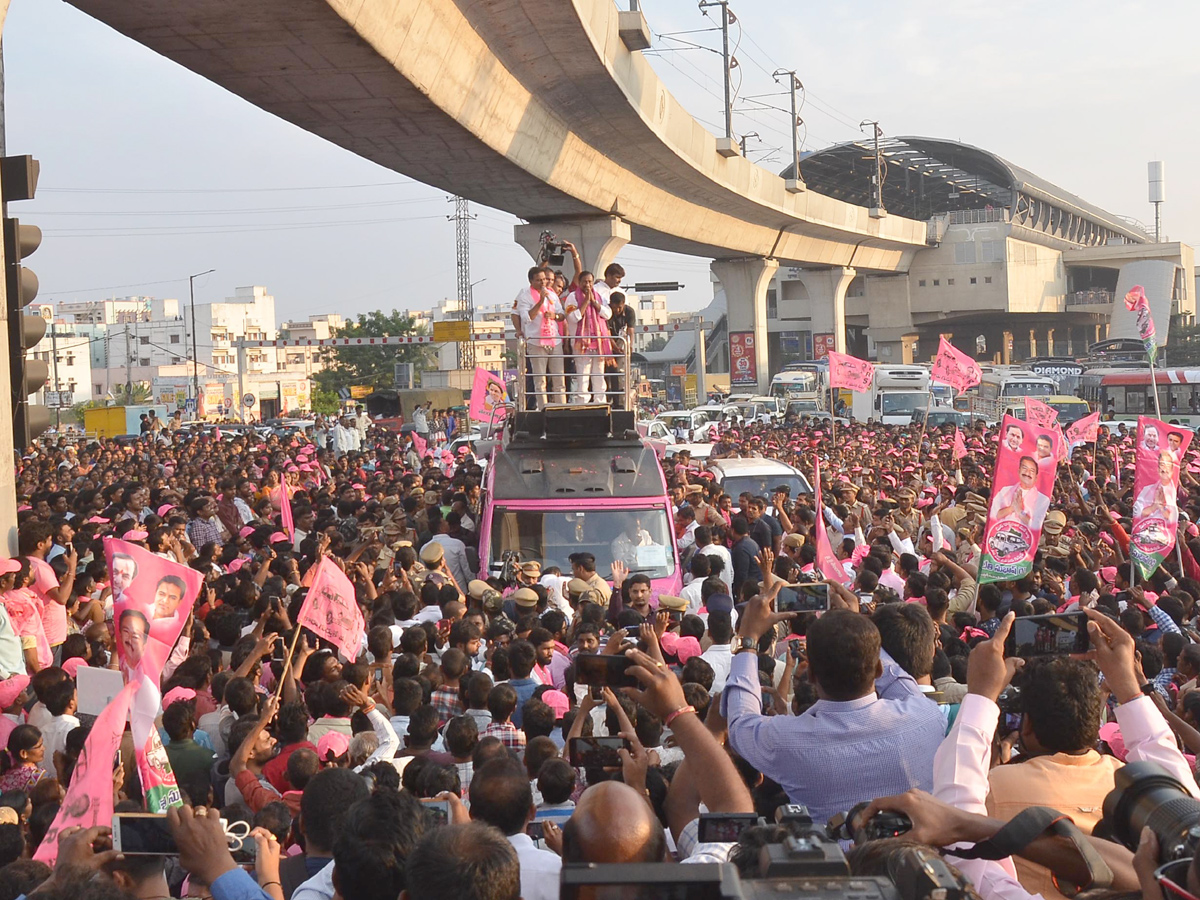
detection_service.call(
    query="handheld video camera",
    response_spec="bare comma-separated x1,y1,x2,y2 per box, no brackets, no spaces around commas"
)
539,230,565,267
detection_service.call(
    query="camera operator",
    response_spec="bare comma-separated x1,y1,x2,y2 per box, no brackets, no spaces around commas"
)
875,609,1187,900
723,578,945,825
979,608,1199,898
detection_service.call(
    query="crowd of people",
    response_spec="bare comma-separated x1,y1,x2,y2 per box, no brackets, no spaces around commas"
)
0,407,1198,900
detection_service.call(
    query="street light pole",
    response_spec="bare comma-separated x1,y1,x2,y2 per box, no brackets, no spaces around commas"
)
189,268,215,417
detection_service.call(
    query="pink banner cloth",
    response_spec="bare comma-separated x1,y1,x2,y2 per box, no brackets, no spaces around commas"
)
827,351,874,393
930,337,982,394
298,556,365,661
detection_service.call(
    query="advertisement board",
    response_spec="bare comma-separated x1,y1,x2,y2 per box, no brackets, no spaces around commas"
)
729,332,757,387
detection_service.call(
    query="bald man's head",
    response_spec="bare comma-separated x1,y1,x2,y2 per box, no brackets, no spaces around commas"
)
562,782,667,864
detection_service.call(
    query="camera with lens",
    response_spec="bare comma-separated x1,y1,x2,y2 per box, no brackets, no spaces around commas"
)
499,550,521,585
827,802,913,845
1103,761,1200,863
539,230,565,267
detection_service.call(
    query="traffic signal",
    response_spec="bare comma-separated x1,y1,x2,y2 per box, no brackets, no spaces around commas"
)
2,155,49,448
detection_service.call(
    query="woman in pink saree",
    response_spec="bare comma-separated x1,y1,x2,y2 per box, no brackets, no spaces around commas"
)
566,271,613,404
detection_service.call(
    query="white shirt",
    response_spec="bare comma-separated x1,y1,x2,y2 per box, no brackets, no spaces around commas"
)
514,287,563,341
412,407,429,433
699,643,733,692
681,579,705,614
697,544,734,593
506,832,561,900
292,860,335,900
41,713,81,780
233,497,255,524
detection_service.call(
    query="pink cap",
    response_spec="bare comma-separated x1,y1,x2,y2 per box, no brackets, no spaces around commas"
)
16,505,30,512
269,532,288,543
352,483,365,490
1098,722,1127,761
239,526,256,538
674,636,702,665
61,658,88,679
0,559,20,575
157,504,176,517
125,530,148,541
541,690,570,718
163,686,197,709
317,731,351,760
227,558,247,573
85,516,111,524
0,674,30,708
286,465,299,473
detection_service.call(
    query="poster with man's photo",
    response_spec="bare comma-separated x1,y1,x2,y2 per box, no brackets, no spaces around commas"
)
979,415,1060,584
1131,416,1191,580
104,537,203,810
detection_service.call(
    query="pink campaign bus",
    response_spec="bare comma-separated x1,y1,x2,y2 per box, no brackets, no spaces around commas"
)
477,340,682,598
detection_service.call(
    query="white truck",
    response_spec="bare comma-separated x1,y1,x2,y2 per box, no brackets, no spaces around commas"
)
851,364,930,424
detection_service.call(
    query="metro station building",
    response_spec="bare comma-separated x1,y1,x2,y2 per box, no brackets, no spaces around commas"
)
741,137,1195,369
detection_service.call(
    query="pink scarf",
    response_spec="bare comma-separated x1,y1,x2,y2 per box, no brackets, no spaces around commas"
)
573,287,611,355
532,288,559,348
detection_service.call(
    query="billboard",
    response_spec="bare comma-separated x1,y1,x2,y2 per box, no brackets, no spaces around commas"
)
729,332,757,387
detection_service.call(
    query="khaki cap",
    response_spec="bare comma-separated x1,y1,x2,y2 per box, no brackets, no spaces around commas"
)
1042,510,1067,536
423,490,440,505
519,561,542,577
658,595,687,612
468,579,491,601
513,587,539,607
782,533,804,549
566,578,592,598
419,542,444,565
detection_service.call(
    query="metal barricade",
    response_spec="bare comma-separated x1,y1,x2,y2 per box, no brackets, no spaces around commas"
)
516,335,633,411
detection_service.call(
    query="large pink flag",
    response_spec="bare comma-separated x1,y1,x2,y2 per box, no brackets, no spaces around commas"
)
104,537,201,811
827,351,874,393
812,459,852,585
953,427,968,461
1066,411,1100,450
298,556,365,661
412,432,428,458
1024,397,1059,429
280,477,295,540
34,681,137,865
1131,417,1191,580
930,337,982,394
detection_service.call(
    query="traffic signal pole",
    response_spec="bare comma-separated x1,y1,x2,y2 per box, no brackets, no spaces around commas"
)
0,165,15,555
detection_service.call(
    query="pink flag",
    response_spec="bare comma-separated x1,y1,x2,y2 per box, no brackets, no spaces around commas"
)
1066,411,1101,450
1024,397,1059,429
298,556,365,661
104,537,202,812
827,351,874,393
812,459,852,585
930,337,982,394
280,477,295,541
1124,285,1158,364
952,427,968,461
34,681,137,865
1130,417,1191,579
412,432,428,459
468,367,510,423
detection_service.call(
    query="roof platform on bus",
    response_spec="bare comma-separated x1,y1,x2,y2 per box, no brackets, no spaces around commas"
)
489,439,668,501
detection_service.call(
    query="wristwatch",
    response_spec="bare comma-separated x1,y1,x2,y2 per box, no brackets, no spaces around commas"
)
733,636,758,655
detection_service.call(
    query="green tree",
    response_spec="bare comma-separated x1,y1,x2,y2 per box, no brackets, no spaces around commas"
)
311,388,341,415
312,310,435,394
1167,321,1200,367
645,335,668,352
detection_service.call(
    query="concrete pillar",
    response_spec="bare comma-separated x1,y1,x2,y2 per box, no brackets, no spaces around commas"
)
1002,331,1014,365
514,216,631,278
1028,328,1038,359
1046,328,1056,357
1065,328,1074,356
712,257,779,395
796,267,858,355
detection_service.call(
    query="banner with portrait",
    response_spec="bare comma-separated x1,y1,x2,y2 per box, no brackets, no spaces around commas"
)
104,537,202,811
979,416,1060,584
298,556,365,661
1131,416,1192,580
468,366,509,423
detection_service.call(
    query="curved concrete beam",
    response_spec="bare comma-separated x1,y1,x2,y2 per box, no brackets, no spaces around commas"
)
65,0,927,269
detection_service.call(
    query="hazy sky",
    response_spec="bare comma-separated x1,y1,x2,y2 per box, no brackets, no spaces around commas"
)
5,0,1197,324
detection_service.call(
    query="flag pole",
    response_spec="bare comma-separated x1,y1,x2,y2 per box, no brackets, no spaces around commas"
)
829,380,837,446
916,386,935,456
272,627,305,703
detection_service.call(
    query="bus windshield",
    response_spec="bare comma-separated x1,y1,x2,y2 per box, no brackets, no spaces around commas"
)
489,506,675,580
770,373,817,397
1002,382,1054,397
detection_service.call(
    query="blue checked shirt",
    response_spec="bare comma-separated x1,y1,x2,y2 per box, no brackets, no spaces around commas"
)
724,649,946,825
